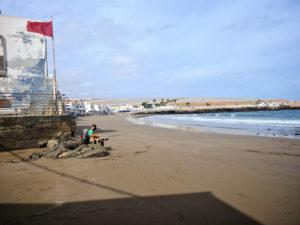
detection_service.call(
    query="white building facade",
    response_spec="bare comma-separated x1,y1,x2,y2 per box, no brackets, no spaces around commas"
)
0,15,55,115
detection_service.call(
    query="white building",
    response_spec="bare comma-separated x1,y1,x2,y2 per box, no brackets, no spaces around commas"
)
0,15,55,115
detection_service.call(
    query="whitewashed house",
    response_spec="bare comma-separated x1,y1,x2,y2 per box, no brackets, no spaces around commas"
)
0,15,55,115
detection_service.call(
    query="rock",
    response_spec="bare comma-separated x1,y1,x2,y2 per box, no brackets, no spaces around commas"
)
61,140,80,150
29,152,44,160
9,159,20,163
38,140,48,148
45,145,68,158
81,147,90,154
59,151,80,158
47,139,59,152
55,201,64,205
28,141,109,160
78,144,109,158
58,151,73,158
58,145,84,158
56,130,63,138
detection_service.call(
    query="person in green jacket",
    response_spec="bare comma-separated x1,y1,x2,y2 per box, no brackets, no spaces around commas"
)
88,124,106,146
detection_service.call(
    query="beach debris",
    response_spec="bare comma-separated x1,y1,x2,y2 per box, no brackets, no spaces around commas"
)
27,138,109,160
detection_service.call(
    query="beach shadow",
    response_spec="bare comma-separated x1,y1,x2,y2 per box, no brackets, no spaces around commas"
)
0,192,262,225
2,151,262,225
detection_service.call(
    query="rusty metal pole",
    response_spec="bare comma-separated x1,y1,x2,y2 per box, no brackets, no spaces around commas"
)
51,16,58,115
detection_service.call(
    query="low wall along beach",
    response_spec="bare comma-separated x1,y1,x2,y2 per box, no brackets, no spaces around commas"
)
0,115,76,150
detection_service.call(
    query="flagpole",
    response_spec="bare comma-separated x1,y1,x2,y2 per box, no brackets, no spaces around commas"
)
51,16,58,115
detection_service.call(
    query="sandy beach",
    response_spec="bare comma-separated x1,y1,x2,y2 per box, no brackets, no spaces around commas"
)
0,114,299,225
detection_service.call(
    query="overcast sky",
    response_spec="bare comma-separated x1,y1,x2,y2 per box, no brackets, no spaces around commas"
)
2,0,300,100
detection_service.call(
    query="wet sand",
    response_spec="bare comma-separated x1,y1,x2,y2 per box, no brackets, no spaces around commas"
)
0,114,299,225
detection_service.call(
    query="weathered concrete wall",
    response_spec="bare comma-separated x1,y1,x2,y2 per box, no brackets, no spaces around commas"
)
0,15,54,113
0,115,76,150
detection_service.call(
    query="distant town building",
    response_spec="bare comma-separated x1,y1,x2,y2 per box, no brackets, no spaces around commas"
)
145,103,154,108
64,99,113,117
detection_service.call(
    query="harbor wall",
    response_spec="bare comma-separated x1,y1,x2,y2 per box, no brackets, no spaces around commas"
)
0,115,76,150
133,105,300,116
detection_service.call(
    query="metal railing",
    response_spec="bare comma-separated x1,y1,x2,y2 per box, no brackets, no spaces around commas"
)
0,92,66,116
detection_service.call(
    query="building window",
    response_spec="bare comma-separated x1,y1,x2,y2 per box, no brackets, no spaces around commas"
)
0,35,7,77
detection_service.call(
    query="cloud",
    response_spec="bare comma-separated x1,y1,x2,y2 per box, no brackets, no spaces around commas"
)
222,16,285,31
144,23,178,36
56,67,94,97
108,56,141,77
93,18,132,49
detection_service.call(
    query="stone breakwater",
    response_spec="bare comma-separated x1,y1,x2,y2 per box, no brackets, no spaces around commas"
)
132,105,300,116
0,115,76,150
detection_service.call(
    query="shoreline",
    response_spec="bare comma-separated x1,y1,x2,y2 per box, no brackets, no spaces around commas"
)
128,115,300,140
129,109,300,140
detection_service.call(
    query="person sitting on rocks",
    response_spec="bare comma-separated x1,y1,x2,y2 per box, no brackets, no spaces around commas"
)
88,124,108,146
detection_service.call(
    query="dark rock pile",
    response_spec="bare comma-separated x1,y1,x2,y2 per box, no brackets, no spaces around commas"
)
28,138,109,160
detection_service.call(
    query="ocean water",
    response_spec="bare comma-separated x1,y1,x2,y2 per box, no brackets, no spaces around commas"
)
140,110,300,138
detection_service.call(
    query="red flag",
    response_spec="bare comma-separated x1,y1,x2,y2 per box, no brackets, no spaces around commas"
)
26,21,53,37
